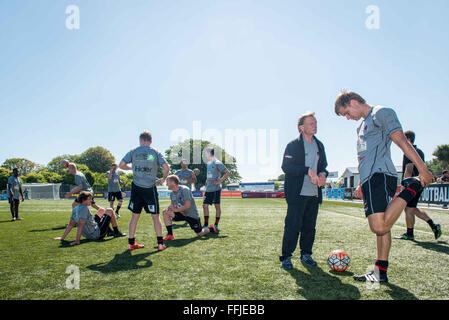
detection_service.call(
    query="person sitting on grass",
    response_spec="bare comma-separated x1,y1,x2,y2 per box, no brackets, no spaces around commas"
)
53,191,125,246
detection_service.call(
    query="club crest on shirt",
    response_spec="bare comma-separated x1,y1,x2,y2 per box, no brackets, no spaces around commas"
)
285,154,293,159
147,154,155,161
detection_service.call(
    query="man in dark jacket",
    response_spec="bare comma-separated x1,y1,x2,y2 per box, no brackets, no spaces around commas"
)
280,112,328,270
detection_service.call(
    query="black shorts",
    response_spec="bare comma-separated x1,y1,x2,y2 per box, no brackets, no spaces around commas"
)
406,189,423,208
173,212,202,233
362,173,397,217
94,214,111,239
203,190,221,205
128,183,159,214
108,191,123,202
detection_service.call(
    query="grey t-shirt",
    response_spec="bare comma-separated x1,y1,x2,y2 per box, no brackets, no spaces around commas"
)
300,139,319,196
357,106,402,185
107,171,121,193
122,146,167,188
175,169,194,190
7,176,22,200
70,204,100,240
170,185,199,219
206,159,228,192
75,172,93,193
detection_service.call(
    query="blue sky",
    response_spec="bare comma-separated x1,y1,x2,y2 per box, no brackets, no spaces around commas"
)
1,0,448,181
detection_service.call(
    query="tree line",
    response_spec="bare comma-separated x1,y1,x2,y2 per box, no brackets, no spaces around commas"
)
0,140,242,192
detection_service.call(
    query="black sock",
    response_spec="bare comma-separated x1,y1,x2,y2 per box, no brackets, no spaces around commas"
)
204,216,209,226
375,260,388,274
166,225,173,235
157,236,163,245
116,204,121,213
215,217,220,225
128,238,135,245
407,228,414,236
113,226,119,233
427,219,436,229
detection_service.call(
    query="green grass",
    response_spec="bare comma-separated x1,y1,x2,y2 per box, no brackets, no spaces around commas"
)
1,198,448,300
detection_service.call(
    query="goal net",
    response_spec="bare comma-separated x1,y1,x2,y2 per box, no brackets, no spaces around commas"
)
22,183,62,200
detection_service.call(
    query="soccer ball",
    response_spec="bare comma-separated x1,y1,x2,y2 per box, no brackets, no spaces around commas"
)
61,159,70,168
327,250,350,272
193,168,200,176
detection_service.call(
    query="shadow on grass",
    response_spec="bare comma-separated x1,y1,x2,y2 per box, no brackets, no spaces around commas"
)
413,240,449,255
29,226,67,232
167,234,228,248
58,237,115,248
383,283,418,300
86,250,158,273
172,222,189,230
287,265,361,300
0,220,14,223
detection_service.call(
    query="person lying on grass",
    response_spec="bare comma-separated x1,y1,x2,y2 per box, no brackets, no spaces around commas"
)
53,191,125,246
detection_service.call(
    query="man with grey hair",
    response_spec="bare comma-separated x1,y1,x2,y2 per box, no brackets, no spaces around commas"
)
280,112,328,270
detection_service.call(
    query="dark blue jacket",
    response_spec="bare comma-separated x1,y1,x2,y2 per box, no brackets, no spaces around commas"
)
281,134,328,204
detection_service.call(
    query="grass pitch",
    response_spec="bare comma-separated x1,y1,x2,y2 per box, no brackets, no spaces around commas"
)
0,198,448,300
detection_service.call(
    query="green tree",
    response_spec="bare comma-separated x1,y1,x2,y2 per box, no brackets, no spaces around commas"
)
165,139,242,190
426,158,444,178
0,168,12,190
433,144,449,170
1,158,39,175
23,173,47,184
78,146,115,173
41,171,63,183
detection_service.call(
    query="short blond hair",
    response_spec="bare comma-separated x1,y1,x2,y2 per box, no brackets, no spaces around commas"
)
167,175,180,185
68,163,77,170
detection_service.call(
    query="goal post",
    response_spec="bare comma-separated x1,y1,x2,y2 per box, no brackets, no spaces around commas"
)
22,183,62,200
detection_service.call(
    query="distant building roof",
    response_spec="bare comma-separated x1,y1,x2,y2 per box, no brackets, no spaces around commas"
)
340,166,403,178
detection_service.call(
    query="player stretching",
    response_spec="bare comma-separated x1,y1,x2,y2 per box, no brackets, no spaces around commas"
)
334,91,434,283
175,159,197,190
65,163,100,211
395,130,442,240
202,148,230,233
162,175,210,240
107,164,124,219
119,131,170,251
54,191,125,245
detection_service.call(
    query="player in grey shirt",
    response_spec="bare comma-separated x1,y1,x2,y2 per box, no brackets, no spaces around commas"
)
54,191,125,245
202,148,230,233
175,159,197,190
107,164,124,219
7,168,24,221
162,175,210,239
64,163,100,210
335,91,434,283
119,131,170,251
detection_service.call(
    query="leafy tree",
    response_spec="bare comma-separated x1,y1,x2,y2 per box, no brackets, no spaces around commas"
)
165,139,242,190
41,171,63,183
426,158,444,178
0,168,12,190
1,158,39,175
22,173,47,184
433,144,449,170
78,146,115,173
